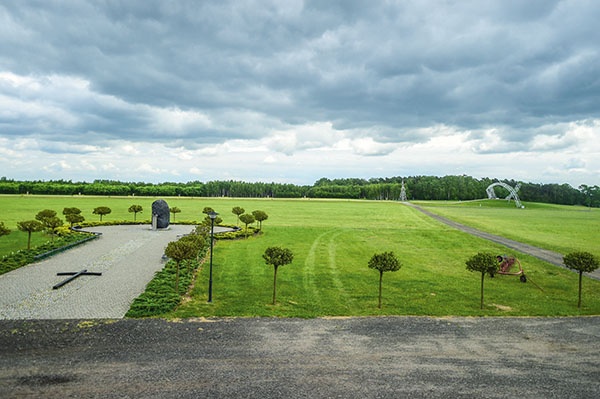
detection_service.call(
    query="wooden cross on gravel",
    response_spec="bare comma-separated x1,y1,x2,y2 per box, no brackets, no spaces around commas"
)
53,269,102,289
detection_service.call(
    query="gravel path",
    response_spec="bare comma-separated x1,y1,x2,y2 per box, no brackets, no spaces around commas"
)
406,203,600,281
0,225,195,320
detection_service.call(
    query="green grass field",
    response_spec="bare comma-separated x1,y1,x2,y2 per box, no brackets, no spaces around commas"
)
1,195,599,317
415,199,600,257
171,199,599,317
0,194,207,256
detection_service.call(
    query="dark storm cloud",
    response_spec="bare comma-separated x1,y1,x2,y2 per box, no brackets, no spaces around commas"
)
0,0,599,154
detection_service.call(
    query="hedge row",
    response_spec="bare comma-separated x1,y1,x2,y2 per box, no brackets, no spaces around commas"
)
125,244,209,318
0,231,96,276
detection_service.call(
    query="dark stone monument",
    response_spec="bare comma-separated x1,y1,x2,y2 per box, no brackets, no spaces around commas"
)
152,199,170,229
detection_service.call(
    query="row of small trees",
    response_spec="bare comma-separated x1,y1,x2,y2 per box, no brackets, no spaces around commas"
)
0,207,115,250
164,226,208,292
231,207,269,236
127,205,182,221
466,251,599,309
262,247,400,308
1,209,69,249
0,205,185,251
266,248,598,310
0,203,270,254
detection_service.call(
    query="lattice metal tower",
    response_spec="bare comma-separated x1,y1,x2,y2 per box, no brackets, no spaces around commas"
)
399,180,407,202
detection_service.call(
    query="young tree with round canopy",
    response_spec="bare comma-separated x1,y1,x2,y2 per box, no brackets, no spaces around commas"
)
263,246,294,305
465,252,498,310
92,206,112,221
164,239,198,293
0,221,10,237
563,251,599,308
128,205,143,221
17,220,43,249
232,206,245,226
368,251,401,309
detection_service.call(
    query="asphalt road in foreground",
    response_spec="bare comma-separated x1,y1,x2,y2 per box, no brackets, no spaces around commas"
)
1,317,598,398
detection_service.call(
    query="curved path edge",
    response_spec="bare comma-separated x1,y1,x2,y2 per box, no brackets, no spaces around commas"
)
405,202,600,281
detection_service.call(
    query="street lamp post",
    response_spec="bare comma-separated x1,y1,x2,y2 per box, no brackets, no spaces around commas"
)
207,211,218,303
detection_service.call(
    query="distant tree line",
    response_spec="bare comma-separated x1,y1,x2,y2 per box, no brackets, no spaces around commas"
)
0,176,597,207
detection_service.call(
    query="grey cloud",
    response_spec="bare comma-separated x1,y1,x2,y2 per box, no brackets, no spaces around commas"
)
0,0,599,155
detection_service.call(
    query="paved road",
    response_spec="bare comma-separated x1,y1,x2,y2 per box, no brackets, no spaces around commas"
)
1,316,598,398
406,203,600,281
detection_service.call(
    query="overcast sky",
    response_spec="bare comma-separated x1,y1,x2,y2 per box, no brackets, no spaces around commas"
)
1,0,599,187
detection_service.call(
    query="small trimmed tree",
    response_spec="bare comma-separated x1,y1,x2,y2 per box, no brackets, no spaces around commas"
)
170,206,181,221
164,239,197,293
128,205,143,221
64,207,84,227
0,221,11,237
179,232,206,266
63,207,81,216
239,213,255,238
202,207,223,225
17,220,43,249
43,216,63,241
35,210,62,241
563,251,600,308
65,213,85,226
368,251,401,309
252,210,268,230
93,206,112,221
263,246,294,305
232,206,245,226
35,209,57,222
465,252,498,309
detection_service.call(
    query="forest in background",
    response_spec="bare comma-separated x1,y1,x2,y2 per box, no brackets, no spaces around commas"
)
0,175,597,207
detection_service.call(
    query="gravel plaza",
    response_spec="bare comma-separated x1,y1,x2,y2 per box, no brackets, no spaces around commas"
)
0,225,195,320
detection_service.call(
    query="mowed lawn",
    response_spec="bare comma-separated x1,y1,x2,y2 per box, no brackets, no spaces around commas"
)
169,199,600,317
1,195,599,317
0,194,206,256
416,200,600,257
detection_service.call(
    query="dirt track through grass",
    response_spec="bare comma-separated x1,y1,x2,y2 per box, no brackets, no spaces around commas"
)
407,203,600,281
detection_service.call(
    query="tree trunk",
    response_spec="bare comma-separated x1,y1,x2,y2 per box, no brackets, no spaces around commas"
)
175,261,180,293
378,271,383,309
578,271,583,308
272,266,278,305
27,231,32,250
480,272,485,309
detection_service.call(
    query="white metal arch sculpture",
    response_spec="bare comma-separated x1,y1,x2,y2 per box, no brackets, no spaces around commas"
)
486,182,523,208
